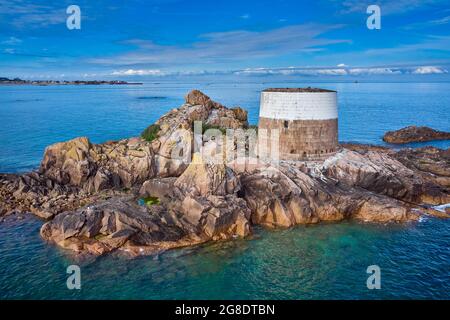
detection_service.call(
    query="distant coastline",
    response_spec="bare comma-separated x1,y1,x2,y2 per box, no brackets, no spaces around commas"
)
0,77,142,86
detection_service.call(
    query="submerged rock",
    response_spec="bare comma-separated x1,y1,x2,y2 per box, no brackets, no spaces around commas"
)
383,126,450,144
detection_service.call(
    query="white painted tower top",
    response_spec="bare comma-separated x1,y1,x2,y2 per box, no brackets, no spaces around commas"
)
259,88,338,121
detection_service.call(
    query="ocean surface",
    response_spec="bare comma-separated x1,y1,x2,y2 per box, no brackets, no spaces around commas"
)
0,81,449,299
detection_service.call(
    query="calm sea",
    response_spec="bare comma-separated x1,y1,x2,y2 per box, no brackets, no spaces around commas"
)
0,81,449,299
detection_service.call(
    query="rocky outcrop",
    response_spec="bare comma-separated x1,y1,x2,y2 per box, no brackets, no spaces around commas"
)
167,151,250,239
150,90,248,177
185,90,217,108
40,137,155,192
324,149,423,203
393,147,450,184
39,90,248,189
174,153,240,196
392,147,450,204
238,146,449,228
383,126,450,144
40,196,194,256
0,172,84,218
1,90,449,257
40,152,251,256
238,160,419,227
1,90,248,221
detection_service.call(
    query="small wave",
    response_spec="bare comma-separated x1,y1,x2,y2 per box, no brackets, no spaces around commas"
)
432,203,450,213
418,216,428,223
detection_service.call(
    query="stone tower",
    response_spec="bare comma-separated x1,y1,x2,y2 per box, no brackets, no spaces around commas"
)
258,88,338,161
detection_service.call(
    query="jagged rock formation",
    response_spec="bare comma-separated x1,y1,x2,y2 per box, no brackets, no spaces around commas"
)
40,137,156,192
383,126,450,144
323,149,449,205
1,90,449,256
0,171,89,219
149,90,248,177
240,165,408,226
40,152,251,255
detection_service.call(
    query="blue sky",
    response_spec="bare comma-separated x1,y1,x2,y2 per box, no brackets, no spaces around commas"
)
0,0,449,79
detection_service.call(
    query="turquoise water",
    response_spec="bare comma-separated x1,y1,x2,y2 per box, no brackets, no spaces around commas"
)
0,215,449,299
0,81,449,299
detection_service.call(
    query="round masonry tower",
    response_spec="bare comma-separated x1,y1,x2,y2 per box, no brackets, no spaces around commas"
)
258,88,338,161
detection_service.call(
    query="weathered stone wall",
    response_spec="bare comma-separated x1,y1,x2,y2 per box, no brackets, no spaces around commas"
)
258,90,338,161
258,117,338,161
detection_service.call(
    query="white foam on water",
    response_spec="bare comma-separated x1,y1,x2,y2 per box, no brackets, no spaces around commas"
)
433,203,450,213
418,216,428,223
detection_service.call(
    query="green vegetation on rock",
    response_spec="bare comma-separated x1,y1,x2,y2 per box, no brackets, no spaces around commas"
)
94,234,107,240
140,196,160,206
141,124,160,142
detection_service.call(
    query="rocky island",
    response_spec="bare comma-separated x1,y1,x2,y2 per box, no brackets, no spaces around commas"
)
0,90,449,257
0,77,142,86
383,126,450,144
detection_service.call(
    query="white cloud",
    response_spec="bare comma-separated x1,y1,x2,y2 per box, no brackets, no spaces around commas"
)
337,63,347,67
403,15,450,29
348,67,402,75
0,0,65,28
100,65,450,78
111,69,167,76
364,35,450,57
91,24,348,67
233,65,448,76
337,0,445,15
235,67,347,76
3,48,15,54
1,36,22,45
427,15,450,26
317,68,348,75
412,66,448,74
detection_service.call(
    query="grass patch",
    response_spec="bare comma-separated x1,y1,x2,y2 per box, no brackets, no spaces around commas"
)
94,234,107,240
139,196,160,206
141,124,161,142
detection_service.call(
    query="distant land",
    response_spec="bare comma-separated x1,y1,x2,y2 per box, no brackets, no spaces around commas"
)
0,77,142,86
